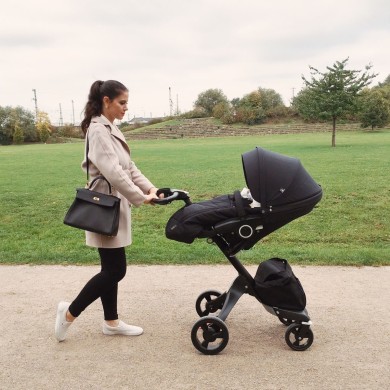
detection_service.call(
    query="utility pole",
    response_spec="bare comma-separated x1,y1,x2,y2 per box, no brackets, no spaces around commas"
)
59,103,63,126
32,89,38,121
176,94,179,115
169,87,173,117
71,100,75,125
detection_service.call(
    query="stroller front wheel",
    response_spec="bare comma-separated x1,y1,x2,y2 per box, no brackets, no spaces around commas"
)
191,316,229,355
195,290,224,317
285,323,314,351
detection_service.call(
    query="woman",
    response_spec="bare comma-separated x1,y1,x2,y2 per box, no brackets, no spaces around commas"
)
55,80,160,342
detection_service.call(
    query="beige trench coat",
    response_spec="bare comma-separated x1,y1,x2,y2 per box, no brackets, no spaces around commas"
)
82,115,155,248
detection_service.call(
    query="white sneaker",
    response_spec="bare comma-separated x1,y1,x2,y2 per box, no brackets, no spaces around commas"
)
55,301,72,342
102,320,143,336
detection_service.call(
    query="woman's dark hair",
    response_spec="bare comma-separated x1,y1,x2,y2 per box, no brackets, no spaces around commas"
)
81,80,128,134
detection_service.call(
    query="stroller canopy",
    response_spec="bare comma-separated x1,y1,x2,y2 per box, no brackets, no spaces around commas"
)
242,147,322,209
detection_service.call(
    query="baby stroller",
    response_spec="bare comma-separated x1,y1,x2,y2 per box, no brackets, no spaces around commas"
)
154,147,322,355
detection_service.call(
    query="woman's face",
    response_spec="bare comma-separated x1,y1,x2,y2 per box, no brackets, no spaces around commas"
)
103,90,129,122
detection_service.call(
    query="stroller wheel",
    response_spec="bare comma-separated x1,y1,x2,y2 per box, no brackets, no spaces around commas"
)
195,290,224,317
191,316,229,355
278,316,295,326
285,323,314,351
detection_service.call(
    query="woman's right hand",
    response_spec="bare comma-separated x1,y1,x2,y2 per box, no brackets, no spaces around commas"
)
143,193,158,205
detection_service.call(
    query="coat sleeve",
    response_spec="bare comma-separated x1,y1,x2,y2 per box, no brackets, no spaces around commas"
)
129,160,155,194
87,124,150,207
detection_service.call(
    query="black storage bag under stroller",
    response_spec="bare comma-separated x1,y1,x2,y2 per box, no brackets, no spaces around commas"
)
166,192,251,244
254,258,306,311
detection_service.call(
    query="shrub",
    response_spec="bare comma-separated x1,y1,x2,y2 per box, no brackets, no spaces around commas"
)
236,106,266,125
181,107,208,119
212,102,232,119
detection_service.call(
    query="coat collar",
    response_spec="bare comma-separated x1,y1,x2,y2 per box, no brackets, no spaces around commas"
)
91,115,129,153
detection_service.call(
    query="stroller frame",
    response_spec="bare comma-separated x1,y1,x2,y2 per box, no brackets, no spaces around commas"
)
211,234,310,324
189,230,313,355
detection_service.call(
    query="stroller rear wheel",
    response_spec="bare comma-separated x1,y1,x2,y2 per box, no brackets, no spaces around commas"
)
285,323,314,351
191,316,229,355
195,290,224,317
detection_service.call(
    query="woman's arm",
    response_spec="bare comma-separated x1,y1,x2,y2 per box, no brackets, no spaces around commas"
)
87,124,152,207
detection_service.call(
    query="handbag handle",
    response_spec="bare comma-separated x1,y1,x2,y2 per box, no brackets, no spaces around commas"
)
86,135,91,181
85,130,113,194
89,175,113,194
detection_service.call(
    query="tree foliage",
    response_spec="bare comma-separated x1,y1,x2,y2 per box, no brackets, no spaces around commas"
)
359,88,390,130
294,58,377,146
0,106,35,145
236,91,266,125
194,89,228,116
257,87,284,111
36,111,52,142
234,88,284,125
12,120,24,145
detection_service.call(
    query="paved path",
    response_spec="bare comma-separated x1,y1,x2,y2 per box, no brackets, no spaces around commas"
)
0,265,389,389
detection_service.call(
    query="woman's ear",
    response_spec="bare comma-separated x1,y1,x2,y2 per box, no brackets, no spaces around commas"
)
102,96,110,109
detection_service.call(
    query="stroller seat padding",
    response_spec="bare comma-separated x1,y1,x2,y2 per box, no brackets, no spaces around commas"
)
165,192,251,244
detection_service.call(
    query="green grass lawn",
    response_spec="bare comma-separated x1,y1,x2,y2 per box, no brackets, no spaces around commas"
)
0,130,389,266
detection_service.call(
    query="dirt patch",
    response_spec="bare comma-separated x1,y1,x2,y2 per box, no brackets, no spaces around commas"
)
0,265,389,389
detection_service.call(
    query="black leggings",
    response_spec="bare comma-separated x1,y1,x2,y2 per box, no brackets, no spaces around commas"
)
68,247,127,321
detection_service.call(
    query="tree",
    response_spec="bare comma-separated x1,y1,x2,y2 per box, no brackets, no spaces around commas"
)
212,101,231,120
359,88,390,130
36,111,52,142
257,87,284,111
0,105,36,144
194,89,228,116
292,88,321,121
0,106,14,145
13,106,36,142
297,58,377,146
12,120,24,144
235,91,266,125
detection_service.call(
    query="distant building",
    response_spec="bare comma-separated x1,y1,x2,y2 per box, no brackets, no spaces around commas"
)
129,117,152,124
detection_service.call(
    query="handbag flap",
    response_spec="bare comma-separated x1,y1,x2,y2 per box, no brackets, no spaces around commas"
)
76,188,120,207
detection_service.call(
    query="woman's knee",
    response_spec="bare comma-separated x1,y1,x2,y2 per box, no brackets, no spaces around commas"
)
99,247,127,282
112,263,127,282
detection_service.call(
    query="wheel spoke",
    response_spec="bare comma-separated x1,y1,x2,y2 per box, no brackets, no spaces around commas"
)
291,328,301,338
201,324,209,332
201,340,209,349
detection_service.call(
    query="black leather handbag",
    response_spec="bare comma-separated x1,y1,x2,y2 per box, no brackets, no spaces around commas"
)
63,136,121,236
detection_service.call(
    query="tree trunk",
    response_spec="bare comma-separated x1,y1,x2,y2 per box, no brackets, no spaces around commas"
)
332,116,336,147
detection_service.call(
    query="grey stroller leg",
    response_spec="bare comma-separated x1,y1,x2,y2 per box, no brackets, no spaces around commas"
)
218,275,251,321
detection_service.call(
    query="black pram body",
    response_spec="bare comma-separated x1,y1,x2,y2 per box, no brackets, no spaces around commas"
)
166,147,322,255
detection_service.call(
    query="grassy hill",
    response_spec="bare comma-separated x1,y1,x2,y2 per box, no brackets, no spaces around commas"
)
122,117,369,140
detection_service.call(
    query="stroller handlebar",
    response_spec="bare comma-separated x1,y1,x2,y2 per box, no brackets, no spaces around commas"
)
153,188,191,205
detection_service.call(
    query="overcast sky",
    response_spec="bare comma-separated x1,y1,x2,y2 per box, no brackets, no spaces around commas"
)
1,0,389,125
